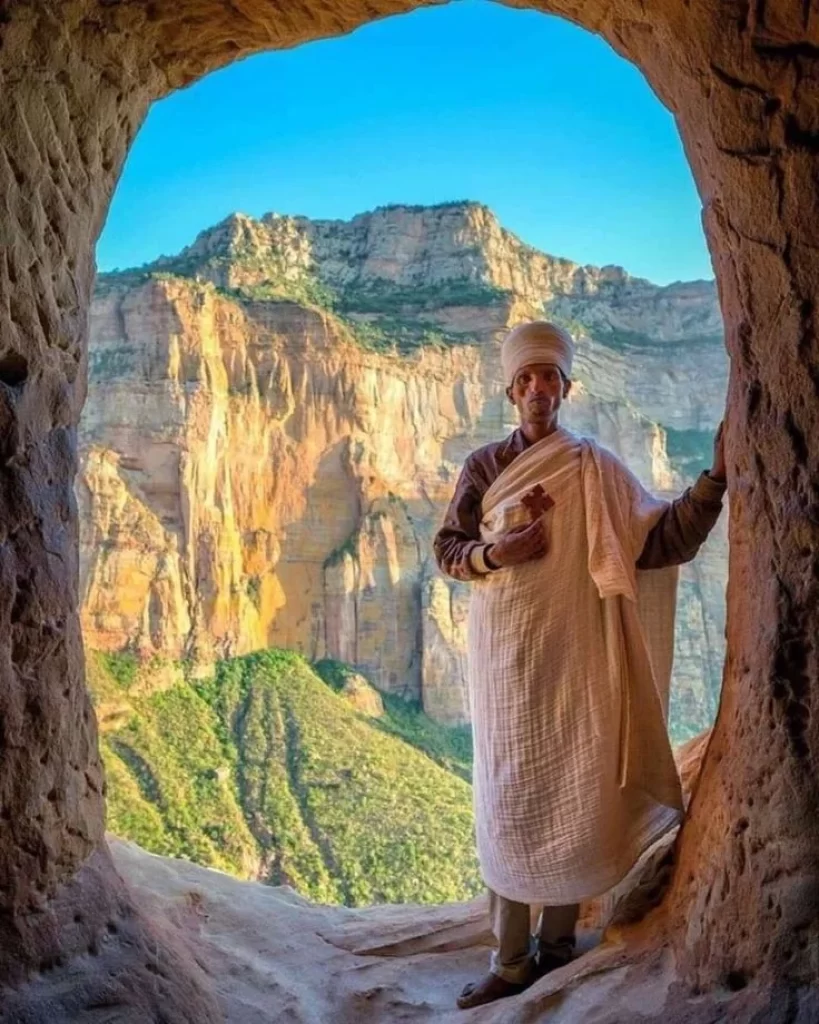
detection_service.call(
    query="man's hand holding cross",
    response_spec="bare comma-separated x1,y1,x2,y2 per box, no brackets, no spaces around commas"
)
485,484,554,570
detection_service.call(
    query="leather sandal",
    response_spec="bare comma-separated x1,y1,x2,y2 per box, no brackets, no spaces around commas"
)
456,972,530,1009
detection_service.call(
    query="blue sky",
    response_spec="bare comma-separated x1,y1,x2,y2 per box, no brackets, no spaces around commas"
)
97,1,712,286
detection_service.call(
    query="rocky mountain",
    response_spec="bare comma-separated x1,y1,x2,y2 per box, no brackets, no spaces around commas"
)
81,201,728,740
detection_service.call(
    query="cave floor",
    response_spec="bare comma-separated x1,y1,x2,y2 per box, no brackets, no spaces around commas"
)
111,839,675,1024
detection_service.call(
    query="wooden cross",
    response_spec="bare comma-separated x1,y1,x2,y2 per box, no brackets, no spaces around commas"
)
521,484,555,521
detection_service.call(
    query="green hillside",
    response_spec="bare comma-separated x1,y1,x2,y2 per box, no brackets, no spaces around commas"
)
90,649,481,906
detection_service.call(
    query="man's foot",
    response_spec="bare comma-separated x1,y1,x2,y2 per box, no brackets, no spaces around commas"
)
456,972,530,1010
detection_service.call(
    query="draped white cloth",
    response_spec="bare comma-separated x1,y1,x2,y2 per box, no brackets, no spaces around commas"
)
468,428,683,904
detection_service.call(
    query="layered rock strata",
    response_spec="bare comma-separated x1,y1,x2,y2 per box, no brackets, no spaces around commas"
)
80,203,728,735
4,1,818,1015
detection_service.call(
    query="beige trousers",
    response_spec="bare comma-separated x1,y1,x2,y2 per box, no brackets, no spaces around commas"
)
489,889,579,984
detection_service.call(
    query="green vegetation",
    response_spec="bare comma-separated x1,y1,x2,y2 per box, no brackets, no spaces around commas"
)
336,276,510,314
91,649,481,906
229,277,338,310
338,314,470,356
663,425,715,474
89,653,258,870
314,659,473,782
88,346,138,380
594,326,724,352
372,200,480,215
245,575,262,609
98,650,140,690
95,259,496,359
94,204,514,360
323,526,363,568
93,268,153,297
92,637,712,903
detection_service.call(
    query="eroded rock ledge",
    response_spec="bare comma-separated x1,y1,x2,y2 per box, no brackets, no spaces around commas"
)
1,735,710,1023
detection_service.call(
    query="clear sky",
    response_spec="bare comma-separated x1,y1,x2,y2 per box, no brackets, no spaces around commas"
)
97,0,713,286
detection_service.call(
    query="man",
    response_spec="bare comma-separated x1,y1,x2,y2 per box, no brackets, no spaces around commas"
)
434,321,726,1010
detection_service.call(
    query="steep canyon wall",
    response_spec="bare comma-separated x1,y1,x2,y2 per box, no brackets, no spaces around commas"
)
79,202,728,736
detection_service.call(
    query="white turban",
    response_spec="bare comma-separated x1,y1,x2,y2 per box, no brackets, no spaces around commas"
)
501,321,575,386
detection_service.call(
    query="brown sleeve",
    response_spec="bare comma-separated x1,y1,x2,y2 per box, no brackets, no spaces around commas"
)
637,471,727,570
433,459,493,582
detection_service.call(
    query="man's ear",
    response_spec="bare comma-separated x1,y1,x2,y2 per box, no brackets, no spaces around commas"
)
563,379,572,398
505,386,514,404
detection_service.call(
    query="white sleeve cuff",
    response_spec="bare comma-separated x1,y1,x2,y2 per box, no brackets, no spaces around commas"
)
469,544,495,574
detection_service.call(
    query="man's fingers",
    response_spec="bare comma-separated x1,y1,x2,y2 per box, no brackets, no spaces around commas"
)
529,529,549,557
521,532,546,551
523,522,547,541
523,537,548,557
497,519,549,564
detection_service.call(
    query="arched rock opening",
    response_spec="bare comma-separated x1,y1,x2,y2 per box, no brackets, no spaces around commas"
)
1,1,818,1019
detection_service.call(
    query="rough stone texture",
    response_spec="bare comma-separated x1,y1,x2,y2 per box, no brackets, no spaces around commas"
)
337,671,385,717
0,846,221,1021
80,280,487,700
651,5,819,995
79,205,727,731
0,0,155,941
41,833,807,1024
2,0,819,1017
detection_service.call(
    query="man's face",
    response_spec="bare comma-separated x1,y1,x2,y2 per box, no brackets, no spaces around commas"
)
505,363,572,426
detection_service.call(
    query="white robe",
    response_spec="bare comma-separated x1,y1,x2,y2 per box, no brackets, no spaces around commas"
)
468,427,683,905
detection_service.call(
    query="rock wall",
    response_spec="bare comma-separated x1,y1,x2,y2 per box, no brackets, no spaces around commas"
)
79,203,728,734
4,0,819,1015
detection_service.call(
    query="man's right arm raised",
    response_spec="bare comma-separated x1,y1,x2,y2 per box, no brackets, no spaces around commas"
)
433,460,496,581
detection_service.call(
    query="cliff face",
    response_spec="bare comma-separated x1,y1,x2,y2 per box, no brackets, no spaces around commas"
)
80,202,728,737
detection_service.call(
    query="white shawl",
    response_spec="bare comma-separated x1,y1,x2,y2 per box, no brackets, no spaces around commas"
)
468,428,682,903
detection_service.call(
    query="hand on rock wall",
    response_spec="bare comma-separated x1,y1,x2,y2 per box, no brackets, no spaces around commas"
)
708,422,726,484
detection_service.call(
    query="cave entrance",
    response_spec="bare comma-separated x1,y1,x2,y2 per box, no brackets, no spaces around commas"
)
4,0,816,1012
81,1,725,910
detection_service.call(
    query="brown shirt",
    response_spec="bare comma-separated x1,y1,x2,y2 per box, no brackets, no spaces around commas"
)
433,428,726,582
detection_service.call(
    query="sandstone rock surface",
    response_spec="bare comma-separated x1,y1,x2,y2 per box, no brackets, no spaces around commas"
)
9,825,779,1024
2,0,819,1016
80,203,728,736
